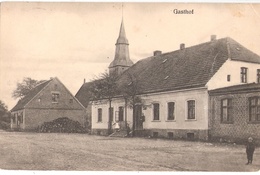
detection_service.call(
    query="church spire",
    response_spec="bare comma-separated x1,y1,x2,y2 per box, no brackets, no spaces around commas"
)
116,19,129,45
109,18,133,76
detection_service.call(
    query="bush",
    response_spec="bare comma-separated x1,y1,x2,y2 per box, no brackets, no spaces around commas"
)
0,121,10,130
39,117,87,133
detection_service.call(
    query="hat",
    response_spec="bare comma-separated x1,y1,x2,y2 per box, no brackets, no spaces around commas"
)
248,137,253,141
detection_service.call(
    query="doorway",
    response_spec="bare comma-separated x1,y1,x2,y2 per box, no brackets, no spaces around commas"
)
134,105,143,130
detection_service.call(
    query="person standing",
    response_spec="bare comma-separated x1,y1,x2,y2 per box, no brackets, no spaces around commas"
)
246,137,255,165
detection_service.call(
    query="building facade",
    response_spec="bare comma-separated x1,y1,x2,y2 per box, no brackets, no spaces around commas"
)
76,20,260,140
92,87,209,140
209,83,260,143
89,35,260,140
11,77,86,131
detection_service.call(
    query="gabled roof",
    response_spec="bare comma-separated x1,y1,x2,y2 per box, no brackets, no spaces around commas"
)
209,83,260,95
228,38,260,64
11,80,51,112
75,81,95,108
117,37,260,94
76,37,260,101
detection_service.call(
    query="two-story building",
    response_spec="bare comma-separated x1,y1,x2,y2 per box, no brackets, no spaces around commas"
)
76,20,260,142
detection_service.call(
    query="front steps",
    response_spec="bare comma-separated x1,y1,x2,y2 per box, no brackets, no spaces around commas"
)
109,129,128,137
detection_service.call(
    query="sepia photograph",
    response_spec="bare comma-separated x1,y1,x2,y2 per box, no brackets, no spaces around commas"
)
0,2,260,172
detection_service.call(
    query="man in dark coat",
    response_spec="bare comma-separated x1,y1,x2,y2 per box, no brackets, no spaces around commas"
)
246,137,255,165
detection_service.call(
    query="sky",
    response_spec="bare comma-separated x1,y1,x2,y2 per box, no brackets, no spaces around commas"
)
1,2,260,110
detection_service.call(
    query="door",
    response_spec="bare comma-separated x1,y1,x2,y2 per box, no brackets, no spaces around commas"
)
134,105,143,130
108,107,113,134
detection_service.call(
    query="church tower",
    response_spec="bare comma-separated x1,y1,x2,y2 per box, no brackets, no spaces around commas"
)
109,19,134,76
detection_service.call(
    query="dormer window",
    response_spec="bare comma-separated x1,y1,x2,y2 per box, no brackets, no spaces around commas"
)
241,67,248,83
162,59,167,63
164,76,169,80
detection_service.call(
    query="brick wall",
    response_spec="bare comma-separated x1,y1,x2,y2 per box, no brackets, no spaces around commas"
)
209,92,260,143
24,108,86,130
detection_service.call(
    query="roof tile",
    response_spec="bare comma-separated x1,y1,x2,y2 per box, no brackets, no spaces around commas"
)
11,80,51,111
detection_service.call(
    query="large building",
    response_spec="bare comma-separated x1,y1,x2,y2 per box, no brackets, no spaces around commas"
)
11,77,86,131
209,83,260,143
76,20,260,142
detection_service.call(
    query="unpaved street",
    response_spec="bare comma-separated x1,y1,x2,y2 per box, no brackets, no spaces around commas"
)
0,131,259,171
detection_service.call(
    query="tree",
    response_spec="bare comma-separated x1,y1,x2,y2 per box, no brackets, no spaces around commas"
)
0,100,8,117
120,72,145,136
0,100,11,129
12,77,45,99
90,71,119,134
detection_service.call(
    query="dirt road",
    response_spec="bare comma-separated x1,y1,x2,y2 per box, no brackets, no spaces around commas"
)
0,132,259,171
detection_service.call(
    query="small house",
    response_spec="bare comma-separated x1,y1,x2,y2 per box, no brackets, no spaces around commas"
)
11,77,86,131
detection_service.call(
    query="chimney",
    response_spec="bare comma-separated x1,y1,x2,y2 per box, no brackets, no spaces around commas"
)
153,50,162,56
211,35,217,41
180,43,185,50
83,78,86,84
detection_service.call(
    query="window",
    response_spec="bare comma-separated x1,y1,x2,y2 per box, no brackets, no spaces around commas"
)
257,69,260,83
98,108,102,122
18,112,23,124
187,100,195,119
221,99,232,123
167,102,175,120
52,93,60,103
153,103,160,120
241,67,248,83
119,107,124,121
227,75,231,82
249,97,260,122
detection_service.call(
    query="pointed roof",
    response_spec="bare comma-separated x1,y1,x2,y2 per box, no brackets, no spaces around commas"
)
109,19,133,68
116,19,129,45
11,80,51,111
